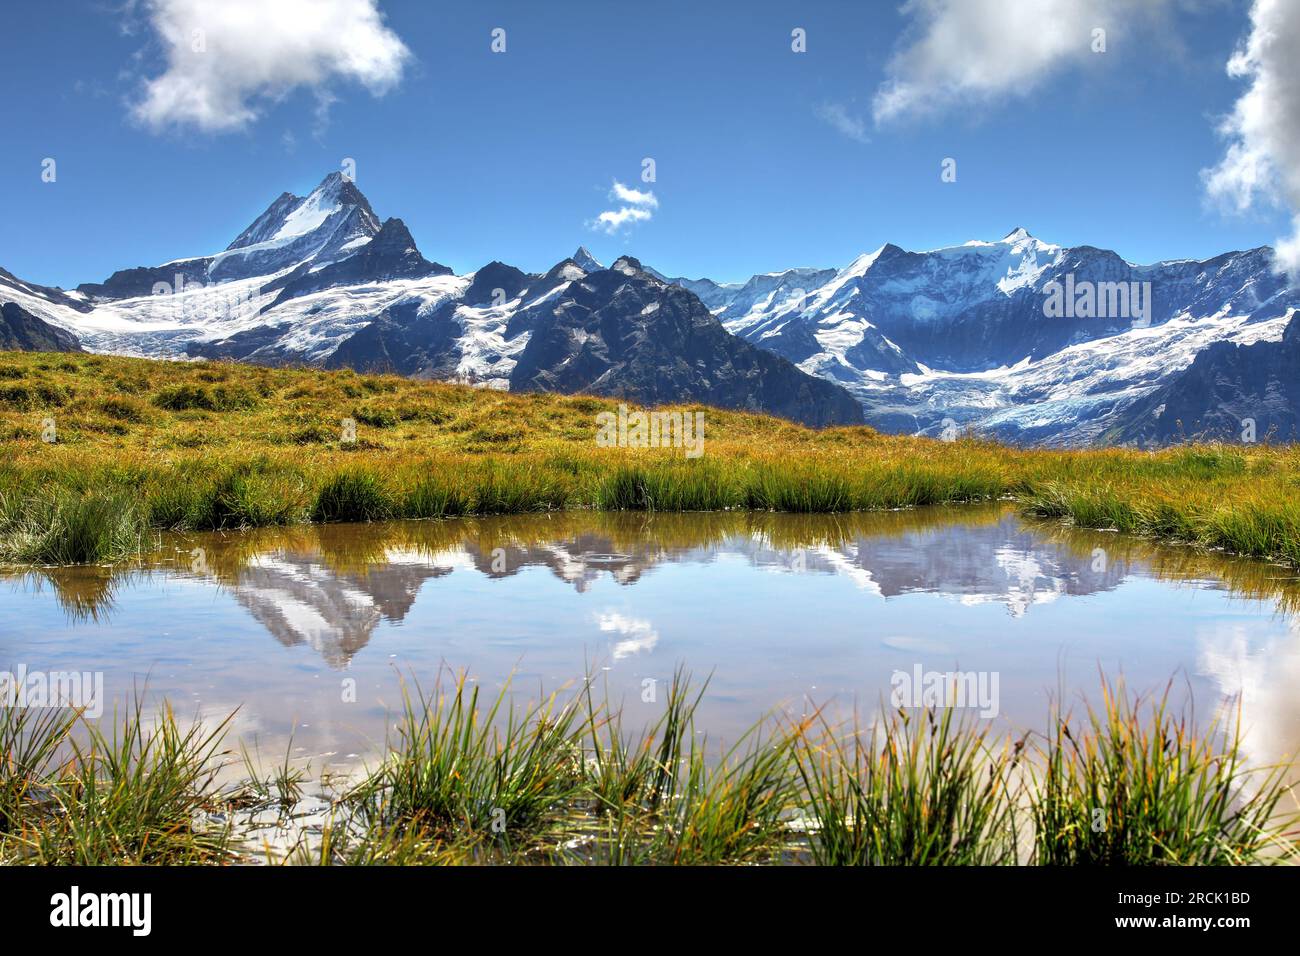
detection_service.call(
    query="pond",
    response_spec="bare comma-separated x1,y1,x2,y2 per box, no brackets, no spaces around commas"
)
4,504,1299,779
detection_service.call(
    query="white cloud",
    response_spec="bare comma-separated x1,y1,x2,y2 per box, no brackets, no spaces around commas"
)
610,182,659,208
130,0,410,133
593,207,653,232
1203,0,1300,278
872,0,1135,124
589,180,658,234
816,102,870,143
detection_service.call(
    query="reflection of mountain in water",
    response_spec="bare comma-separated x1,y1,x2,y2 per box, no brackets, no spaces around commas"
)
25,507,1288,670
464,534,650,591
227,512,1129,666
833,517,1128,617
463,514,1127,617
232,552,452,668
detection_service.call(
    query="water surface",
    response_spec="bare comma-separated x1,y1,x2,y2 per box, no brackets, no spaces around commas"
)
5,505,1299,776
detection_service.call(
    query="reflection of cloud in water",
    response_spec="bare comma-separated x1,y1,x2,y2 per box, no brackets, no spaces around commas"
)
1199,620,1300,780
594,611,660,659
233,553,453,669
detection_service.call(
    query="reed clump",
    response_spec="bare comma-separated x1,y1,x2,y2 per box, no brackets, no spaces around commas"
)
1030,679,1293,865
1,697,236,865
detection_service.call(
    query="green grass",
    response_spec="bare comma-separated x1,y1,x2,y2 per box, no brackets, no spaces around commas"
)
573,668,798,865
1030,678,1293,865
311,469,393,523
2,669,1295,866
0,704,76,839
2,696,236,865
345,670,589,846
0,485,154,563
794,706,1023,865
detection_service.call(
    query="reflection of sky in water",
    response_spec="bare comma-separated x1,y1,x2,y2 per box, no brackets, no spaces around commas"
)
3,507,1298,775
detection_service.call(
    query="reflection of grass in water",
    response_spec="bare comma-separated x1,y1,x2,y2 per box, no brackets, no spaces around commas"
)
1041,521,1300,619
3,352,1299,573
24,501,1300,627
194,505,1009,574
20,505,1010,615
16,565,122,624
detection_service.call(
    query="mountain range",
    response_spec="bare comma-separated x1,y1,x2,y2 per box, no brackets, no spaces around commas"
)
3,172,1297,443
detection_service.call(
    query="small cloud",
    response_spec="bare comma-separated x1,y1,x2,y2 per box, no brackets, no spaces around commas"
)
610,181,659,208
816,102,870,143
588,179,658,235
593,207,653,233
312,88,339,138
128,0,410,134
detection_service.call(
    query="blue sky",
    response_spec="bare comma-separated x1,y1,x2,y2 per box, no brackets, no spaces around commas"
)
2,0,1297,288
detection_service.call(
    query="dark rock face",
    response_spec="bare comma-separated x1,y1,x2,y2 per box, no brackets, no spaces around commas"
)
507,258,864,427
184,321,292,363
210,173,381,282
0,268,94,314
76,172,386,299
730,244,1293,375
464,261,530,306
571,246,604,273
0,302,82,352
324,299,465,378
64,171,1300,441
76,259,215,300
1111,312,1300,444
313,253,864,425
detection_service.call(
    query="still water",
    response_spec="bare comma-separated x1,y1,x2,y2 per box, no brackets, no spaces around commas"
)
4,504,1299,776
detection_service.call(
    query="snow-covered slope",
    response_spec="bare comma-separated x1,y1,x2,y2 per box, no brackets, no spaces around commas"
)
3,173,1296,444
675,229,1299,444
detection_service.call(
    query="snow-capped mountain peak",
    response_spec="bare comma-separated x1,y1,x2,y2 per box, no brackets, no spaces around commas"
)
660,231,1298,444
572,246,604,272
210,172,381,281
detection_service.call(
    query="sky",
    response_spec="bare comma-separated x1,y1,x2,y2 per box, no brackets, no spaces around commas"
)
2,0,1299,288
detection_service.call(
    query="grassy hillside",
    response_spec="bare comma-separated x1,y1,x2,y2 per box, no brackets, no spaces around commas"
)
1,350,1298,566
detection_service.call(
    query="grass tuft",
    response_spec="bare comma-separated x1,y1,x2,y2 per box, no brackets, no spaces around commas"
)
1030,678,1292,865
0,486,152,564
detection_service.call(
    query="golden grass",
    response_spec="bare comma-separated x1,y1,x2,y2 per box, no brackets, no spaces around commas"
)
0,350,1297,566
